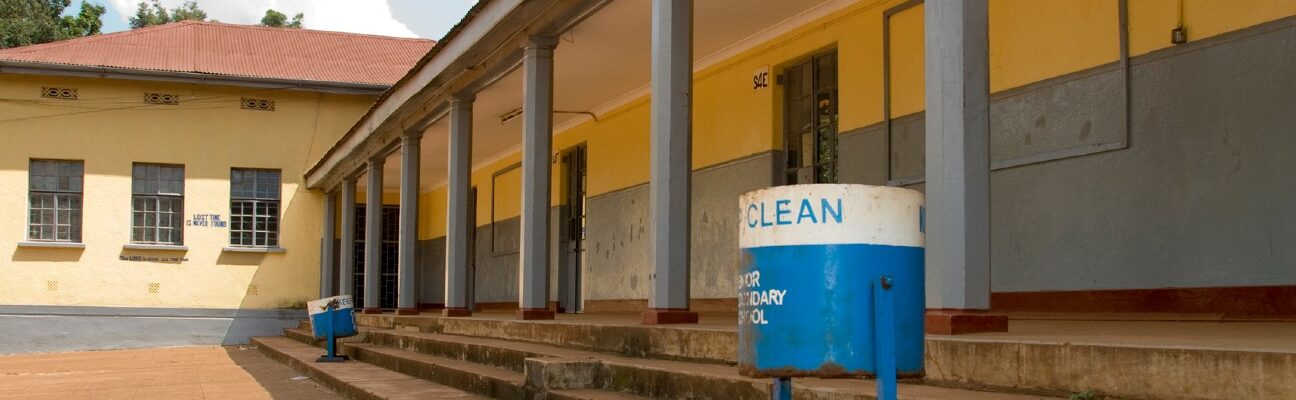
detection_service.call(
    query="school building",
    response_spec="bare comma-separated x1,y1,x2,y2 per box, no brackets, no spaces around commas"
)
0,20,434,352
302,0,1294,323
2,0,1295,398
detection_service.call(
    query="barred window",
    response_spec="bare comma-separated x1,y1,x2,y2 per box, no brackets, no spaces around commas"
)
229,169,280,247
28,160,83,242
131,164,184,245
783,50,839,184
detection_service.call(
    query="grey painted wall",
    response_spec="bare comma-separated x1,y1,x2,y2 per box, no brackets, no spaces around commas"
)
585,152,776,301
0,305,304,355
586,184,652,301
414,207,565,307
417,237,446,304
840,18,1296,292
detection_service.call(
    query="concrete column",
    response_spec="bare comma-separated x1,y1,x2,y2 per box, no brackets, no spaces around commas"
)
444,94,475,317
518,35,557,320
643,0,698,325
362,158,384,314
319,191,337,298
395,132,421,315
339,178,357,298
922,0,1005,334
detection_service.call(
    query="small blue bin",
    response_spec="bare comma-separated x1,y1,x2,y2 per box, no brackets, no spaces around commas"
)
308,295,357,339
737,184,925,378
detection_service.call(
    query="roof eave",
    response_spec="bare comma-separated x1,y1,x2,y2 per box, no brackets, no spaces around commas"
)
0,60,392,95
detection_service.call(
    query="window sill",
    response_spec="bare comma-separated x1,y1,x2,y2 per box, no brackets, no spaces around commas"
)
222,246,286,254
18,241,85,249
123,244,188,251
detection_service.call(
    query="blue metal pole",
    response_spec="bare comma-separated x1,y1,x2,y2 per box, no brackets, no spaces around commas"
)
326,329,337,359
772,377,793,400
874,275,897,400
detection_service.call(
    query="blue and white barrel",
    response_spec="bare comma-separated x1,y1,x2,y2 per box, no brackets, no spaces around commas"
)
308,295,358,339
737,184,925,378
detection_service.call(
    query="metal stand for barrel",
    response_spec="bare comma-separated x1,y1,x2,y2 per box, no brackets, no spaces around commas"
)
873,275,897,400
770,275,898,400
315,301,349,363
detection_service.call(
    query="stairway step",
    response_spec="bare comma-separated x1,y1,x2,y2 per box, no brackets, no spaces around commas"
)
363,328,588,372
284,328,318,345
361,327,1059,400
250,336,486,400
548,389,654,400
342,342,532,399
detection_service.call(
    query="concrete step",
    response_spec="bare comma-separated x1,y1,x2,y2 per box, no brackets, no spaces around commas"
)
351,314,1296,400
548,389,655,400
353,327,1059,400
281,328,645,400
249,336,486,400
343,342,533,399
926,333,1296,400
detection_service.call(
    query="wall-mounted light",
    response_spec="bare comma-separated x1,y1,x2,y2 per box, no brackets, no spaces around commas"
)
499,108,524,124
500,108,599,124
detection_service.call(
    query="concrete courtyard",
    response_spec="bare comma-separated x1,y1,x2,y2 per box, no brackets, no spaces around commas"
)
0,346,348,400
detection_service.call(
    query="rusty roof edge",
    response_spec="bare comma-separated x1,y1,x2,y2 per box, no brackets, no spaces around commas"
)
0,60,391,94
302,0,511,188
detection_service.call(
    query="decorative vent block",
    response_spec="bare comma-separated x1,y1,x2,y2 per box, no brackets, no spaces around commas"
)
241,97,275,111
47,281,58,291
148,282,161,294
246,284,259,295
144,92,179,105
41,87,78,100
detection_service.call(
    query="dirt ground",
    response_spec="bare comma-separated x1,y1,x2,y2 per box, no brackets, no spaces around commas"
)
0,345,346,400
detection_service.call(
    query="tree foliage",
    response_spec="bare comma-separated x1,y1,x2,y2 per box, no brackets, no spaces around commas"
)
0,0,106,49
128,0,205,29
259,8,302,29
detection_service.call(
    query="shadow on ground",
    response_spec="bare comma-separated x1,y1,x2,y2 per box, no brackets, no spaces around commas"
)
223,345,345,400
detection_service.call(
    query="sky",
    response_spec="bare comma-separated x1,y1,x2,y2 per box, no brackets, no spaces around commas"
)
66,0,476,40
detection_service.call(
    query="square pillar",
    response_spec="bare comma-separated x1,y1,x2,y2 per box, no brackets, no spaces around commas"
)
444,94,475,318
362,157,385,314
643,0,698,325
518,35,558,320
339,178,357,299
396,131,421,315
923,0,1006,334
319,191,337,298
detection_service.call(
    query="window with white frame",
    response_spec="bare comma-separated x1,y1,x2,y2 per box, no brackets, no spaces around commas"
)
28,160,83,242
229,168,280,247
131,163,184,245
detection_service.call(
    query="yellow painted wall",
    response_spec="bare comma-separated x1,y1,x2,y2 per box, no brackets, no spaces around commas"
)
989,0,1121,92
889,3,925,117
420,0,1294,235
1129,0,1296,56
0,74,375,310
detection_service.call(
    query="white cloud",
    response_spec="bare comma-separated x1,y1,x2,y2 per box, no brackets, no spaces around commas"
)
105,0,418,38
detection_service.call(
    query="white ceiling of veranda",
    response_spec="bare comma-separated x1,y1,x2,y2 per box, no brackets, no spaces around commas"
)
360,0,840,190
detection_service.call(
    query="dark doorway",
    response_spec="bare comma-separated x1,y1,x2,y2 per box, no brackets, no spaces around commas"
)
558,145,587,313
353,204,399,309
783,50,839,185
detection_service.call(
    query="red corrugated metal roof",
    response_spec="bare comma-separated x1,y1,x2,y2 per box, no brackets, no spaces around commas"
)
0,20,435,86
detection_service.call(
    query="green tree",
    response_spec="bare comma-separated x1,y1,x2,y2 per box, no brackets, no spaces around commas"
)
60,1,105,36
129,0,205,29
259,8,303,29
169,0,204,21
0,0,107,49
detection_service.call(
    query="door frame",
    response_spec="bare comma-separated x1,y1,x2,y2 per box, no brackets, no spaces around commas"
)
557,144,587,313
